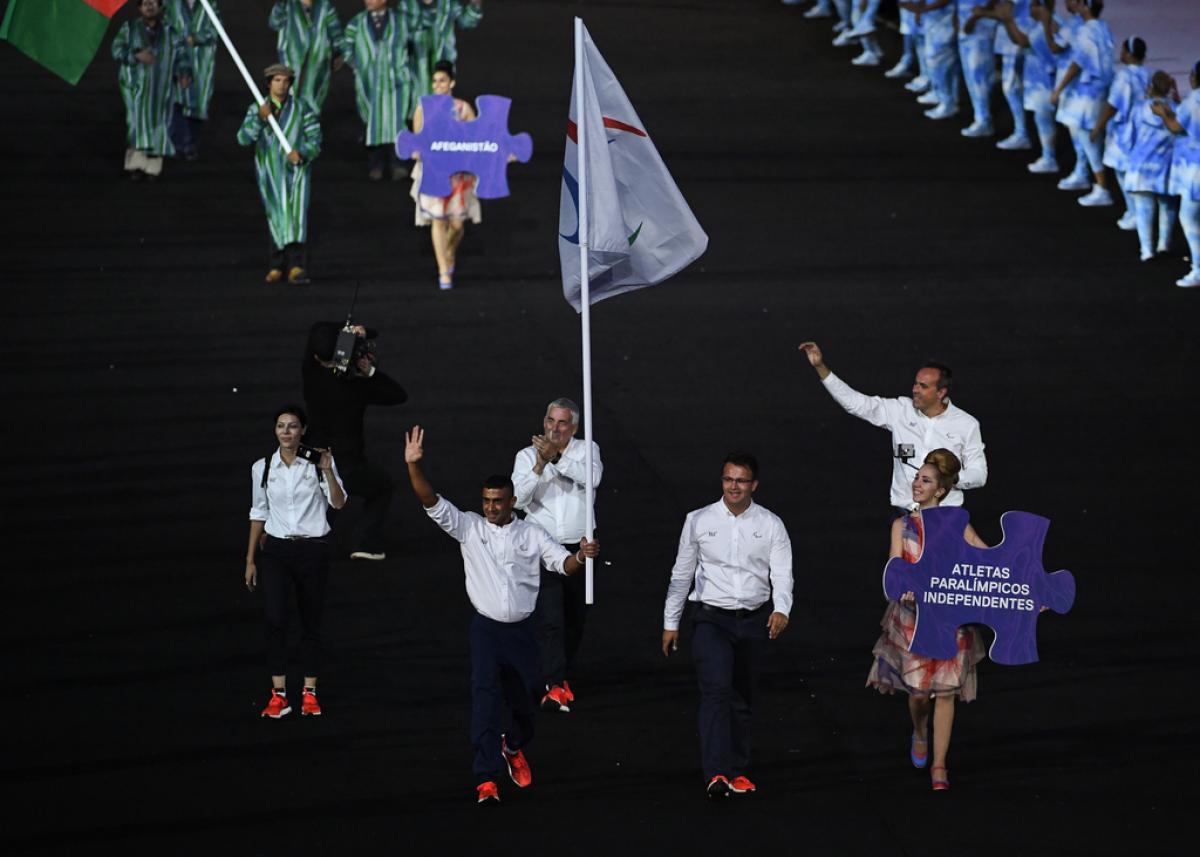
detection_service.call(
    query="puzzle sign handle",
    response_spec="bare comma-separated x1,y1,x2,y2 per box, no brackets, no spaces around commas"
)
882,507,1075,666
396,94,533,199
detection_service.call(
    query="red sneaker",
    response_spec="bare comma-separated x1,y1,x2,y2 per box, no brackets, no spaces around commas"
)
501,735,532,788
476,781,500,804
729,775,757,794
260,689,291,719
706,775,730,798
541,684,570,712
561,680,576,704
301,689,322,716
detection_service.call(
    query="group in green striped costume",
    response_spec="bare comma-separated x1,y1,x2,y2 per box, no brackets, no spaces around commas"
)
402,0,483,110
269,0,345,115
111,0,192,179
343,0,413,180
163,0,219,159
237,64,323,285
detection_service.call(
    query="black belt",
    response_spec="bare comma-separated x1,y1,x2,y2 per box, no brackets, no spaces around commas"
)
698,602,767,619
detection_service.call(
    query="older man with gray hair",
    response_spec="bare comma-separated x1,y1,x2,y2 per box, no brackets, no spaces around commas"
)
511,397,603,713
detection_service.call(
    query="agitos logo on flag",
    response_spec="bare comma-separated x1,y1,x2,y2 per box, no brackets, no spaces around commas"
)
1,0,130,85
558,21,707,313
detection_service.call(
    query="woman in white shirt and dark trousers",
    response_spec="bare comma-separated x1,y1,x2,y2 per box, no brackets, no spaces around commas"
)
246,404,346,719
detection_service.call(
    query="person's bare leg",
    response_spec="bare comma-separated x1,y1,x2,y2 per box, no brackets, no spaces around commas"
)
303,676,317,689
430,220,452,279
271,675,286,691
931,693,955,781
446,219,466,270
908,694,930,760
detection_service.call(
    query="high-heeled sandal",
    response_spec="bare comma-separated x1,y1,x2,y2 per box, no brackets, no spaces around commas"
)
910,732,928,768
931,766,949,791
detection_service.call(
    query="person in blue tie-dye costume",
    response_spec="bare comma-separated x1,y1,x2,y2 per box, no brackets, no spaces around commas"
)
1093,37,1150,231
885,3,920,79
1124,71,1181,262
991,0,1034,151
990,1,1063,174
958,1,998,138
899,1,960,120
1167,61,1200,288
1051,0,1113,201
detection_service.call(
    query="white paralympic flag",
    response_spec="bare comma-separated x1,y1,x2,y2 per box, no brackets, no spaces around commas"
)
559,22,708,312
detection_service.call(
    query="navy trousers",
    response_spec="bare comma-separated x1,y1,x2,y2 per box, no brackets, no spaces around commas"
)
692,604,769,782
258,536,331,676
469,613,540,785
535,542,586,685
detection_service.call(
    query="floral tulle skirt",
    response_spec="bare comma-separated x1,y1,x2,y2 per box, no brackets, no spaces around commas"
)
410,162,481,226
866,601,985,701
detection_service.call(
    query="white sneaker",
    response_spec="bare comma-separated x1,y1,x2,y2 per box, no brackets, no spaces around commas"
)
1176,271,1200,288
350,551,386,561
924,103,959,120
960,121,994,138
832,21,848,33
1139,248,1155,261
1078,186,1114,206
917,91,940,105
832,30,855,47
1056,173,1091,191
996,134,1032,150
851,50,881,66
905,75,930,92
884,59,913,79
1027,156,1059,174
846,21,877,38
803,4,833,16
1116,212,1137,230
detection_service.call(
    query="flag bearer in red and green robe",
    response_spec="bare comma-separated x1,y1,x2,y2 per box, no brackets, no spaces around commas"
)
237,64,323,286
111,0,191,180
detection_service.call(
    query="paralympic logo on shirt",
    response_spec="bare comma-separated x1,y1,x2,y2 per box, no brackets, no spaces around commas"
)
560,116,647,246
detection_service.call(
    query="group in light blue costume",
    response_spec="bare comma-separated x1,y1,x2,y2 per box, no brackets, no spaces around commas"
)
1097,38,1150,229
1170,65,1200,287
909,1,961,120
1052,0,1114,204
958,1,998,136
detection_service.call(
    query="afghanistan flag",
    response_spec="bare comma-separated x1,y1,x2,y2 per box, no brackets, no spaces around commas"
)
0,0,129,85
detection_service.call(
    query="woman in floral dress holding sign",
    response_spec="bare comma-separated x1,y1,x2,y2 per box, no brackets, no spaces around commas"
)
867,448,988,791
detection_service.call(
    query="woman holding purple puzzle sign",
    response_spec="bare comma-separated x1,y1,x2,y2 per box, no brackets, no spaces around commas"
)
867,449,987,791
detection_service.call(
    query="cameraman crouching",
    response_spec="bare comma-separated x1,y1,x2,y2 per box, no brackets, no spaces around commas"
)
303,321,408,561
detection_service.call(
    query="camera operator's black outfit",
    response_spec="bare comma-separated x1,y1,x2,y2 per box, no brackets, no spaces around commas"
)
303,322,407,557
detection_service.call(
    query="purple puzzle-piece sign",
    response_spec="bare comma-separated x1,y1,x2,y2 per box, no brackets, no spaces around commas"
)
395,94,533,199
882,507,1075,666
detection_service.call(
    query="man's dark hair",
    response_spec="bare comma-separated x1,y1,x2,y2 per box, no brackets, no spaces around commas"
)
922,361,954,395
274,403,308,427
482,474,514,494
433,59,455,80
723,452,759,480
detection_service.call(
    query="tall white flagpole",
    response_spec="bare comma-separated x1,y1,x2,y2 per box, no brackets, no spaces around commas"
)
198,0,293,156
574,17,596,605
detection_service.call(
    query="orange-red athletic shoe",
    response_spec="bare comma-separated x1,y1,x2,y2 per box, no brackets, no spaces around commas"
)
541,684,570,712
260,689,291,719
476,781,500,804
706,775,730,798
728,775,757,794
301,689,322,716
502,735,532,788
561,680,575,704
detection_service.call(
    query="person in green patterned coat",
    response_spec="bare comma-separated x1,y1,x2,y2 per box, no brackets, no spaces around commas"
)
344,0,413,181
402,0,482,110
269,0,346,115
164,0,219,160
111,0,192,180
237,64,323,285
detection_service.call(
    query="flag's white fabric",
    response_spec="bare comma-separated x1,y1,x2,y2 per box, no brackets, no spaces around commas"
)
559,24,708,312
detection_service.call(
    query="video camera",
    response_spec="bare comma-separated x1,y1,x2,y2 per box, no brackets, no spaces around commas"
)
330,317,376,376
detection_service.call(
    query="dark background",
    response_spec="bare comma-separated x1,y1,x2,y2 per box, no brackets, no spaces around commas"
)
2,1,1195,853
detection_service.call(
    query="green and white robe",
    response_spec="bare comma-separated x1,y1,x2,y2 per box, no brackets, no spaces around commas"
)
237,96,322,250
401,0,482,109
111,18,190,155
164,0,219,121
269,0,344,114
343,8,413,146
